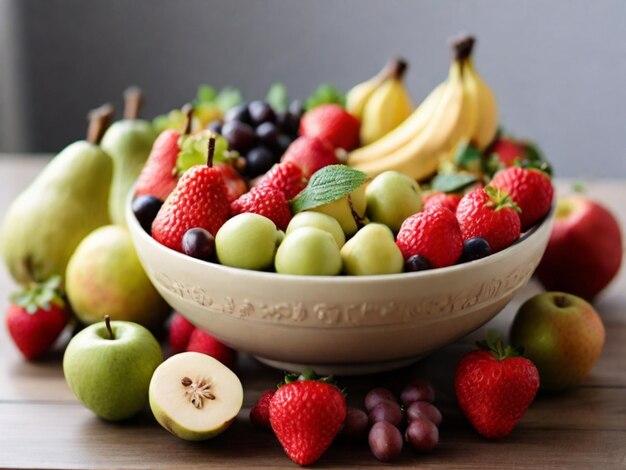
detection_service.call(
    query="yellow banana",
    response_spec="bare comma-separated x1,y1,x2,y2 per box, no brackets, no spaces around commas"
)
346,59,398,119
354,59,474,180
359,61,413,145
465,59,499,149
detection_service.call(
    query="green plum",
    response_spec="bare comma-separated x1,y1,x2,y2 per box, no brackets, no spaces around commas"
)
63,316,163,421
286,212,345,248
215,213,282,270
366,171,422,232
341,223,404,275
275,227,342,275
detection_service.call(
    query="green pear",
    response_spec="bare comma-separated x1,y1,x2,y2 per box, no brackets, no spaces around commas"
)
341,223,404,275
310,183,368,236
0,106,114,284
366,171,422,232
101,88,157,226
275,227,342,276
63,316,163,421
66,225,170,329
286,212,345,248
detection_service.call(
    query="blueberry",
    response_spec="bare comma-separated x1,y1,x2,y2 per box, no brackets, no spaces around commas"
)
182,228,215,261
207,119,223,135
223,103,251,125
132,195,162,234
255,122,280,149
405,255,431,272
461,237,492,262
245,146,278,177
248,100,276,125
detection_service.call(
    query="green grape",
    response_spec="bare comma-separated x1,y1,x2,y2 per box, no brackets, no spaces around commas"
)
175,131,233,175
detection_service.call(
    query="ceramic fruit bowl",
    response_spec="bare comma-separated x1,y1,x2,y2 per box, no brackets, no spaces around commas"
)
127,201,554,375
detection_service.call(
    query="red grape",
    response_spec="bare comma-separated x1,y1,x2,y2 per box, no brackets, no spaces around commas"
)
182,228,215,261
365,387,397,411
369,399,403,427
405,418,439,452
368,421,403,462
406,401,442,426
339,408,369,441
400,379,435,405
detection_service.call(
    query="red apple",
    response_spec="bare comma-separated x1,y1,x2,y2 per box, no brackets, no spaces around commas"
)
536,196,623,300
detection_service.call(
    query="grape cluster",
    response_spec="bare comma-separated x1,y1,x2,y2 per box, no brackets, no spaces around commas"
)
340,378,441,462
209,100,303,178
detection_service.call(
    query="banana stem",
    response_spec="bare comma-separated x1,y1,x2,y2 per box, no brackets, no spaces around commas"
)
86,103,114,144
452,35,475,61
123,86,143,120
380,57,409,82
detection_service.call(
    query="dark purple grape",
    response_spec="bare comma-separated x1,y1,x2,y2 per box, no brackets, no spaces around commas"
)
182,228,215,261
406,401,442,426
368,421,403,462
339,408,369,442
245,146,277,177
365,387,397,411
221,120,256,155
224,103,251,124
248,100,275,125
288,99,304,121
276,134,294,154
405,418,439,452
207,119,223,135
369,400,403,427
255,122,280,149
400,379,435,406
132,195,162,234
461,237,492,262
405,255,431,272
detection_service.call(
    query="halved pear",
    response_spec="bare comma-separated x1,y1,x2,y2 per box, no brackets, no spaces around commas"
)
149,352,243,441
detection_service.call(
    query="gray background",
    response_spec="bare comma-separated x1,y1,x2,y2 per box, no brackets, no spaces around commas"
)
0,0,624,177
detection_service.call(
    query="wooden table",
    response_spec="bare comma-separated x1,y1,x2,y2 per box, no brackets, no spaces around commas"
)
1,155,625,469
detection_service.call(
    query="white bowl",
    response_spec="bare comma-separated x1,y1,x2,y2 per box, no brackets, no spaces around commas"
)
127,201,553,375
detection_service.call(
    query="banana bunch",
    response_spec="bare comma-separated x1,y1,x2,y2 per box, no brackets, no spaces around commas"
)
346,58,413,146
347,36,498,181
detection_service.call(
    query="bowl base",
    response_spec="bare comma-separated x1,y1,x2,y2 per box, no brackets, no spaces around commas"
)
254,355,424,376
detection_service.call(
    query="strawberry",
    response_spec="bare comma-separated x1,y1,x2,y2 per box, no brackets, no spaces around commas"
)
423,192,462,213
455,332,540,439
135,129,181,200
269,370,347,466
489,137,526,167
396,207,463,268
299,104,360,151
255,162,307,200
281,136,339,179
152,138,230,252
456,186,522,253
215,162,247,203
168,312,195,354
250,389,275,429
186,329,236,369
6,276,68,360
490,166,554,231
231,186,292,231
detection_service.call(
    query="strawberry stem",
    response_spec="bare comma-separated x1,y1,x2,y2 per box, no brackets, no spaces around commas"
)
104,315,114,340
182,103,194,136
476,329,523,361
484,186,521,213
207,137,216,168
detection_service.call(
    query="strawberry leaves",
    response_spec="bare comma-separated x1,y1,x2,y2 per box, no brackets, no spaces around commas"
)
10,276,65,314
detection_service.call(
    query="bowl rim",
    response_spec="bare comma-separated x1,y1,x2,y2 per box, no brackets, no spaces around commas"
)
127,197,554,284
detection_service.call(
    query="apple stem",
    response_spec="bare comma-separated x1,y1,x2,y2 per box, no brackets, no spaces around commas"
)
87,104,115,145
554,295,570,308
182,103,194,136
123,86,143,120
207,137,216,168
104,315,114,340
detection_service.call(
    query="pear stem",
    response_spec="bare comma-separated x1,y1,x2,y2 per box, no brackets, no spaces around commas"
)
104,315,114,340
451,34,475,61
87,104,114,145
182,103,194,136
207,137,216,168
347,194,366,230
123,86,143,120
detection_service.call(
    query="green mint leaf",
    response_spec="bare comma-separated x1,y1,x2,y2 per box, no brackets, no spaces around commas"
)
266,83,288,113
304,84,346,111
215,86,243,112
290,165,368,213
196,85,217,104
431,172,478,194
454,142,482,172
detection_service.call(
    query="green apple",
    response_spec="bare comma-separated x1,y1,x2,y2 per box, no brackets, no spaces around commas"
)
215,213,282,270
366,171,422,232
341,223,404,275
63,316,162,421
66,225,170,329
286,212,345,248
275,227,342,275
510,292,605,392
149,352,243,441
310,183,367,236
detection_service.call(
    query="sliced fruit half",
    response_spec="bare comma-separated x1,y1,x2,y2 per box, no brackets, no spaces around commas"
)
149,351,243,441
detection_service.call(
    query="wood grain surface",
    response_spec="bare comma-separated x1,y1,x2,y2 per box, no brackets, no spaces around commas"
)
0,155,625,469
